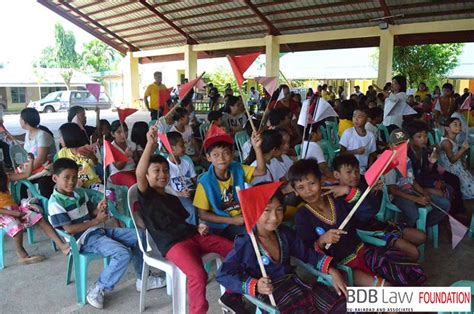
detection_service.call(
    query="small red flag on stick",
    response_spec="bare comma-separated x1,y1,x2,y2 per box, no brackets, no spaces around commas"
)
117,108,138,124
103,140,129,168
228,53,260,88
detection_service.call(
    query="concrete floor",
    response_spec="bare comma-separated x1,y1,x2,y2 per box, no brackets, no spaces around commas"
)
1,220,473,313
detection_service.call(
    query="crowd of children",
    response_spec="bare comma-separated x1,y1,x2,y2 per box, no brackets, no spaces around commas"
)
0,77,472,313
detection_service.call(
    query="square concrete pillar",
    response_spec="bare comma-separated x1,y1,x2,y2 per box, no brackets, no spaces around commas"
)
184,45,197,80
265,35,280,78
123,51,140,107
377,30,394,88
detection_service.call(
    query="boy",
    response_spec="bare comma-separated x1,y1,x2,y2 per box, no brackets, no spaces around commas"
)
166,131,198,225
365,107,382,137
193,125,266,240
323,155,426,260
339,108,377,174
48,158,164,310
301,122,333,179
136,127,232,314
384,129,450,228
170,107,200,162
207,110,224,128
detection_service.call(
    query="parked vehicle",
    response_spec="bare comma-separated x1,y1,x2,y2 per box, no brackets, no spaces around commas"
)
28,90,112,113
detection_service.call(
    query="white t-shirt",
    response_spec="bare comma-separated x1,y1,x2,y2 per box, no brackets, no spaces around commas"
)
339,127,376,174
250,155,293,184
383,92,408,128
167,157,196,193
24,129,57,162
108,140,137,176
301,141,326,163
170,125,195,155
222,112,247,133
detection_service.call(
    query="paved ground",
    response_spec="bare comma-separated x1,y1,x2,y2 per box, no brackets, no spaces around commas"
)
1,219,473,313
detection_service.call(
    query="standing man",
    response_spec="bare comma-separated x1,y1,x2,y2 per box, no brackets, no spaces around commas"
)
144,71,167,120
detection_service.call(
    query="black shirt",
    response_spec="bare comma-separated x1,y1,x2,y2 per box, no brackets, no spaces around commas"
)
138,187,197,256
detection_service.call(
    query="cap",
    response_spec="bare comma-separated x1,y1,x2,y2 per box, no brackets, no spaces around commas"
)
390,128,409,145
203,124,234,151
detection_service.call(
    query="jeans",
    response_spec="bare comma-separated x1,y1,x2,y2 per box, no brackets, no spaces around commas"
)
179,196,198,225
80,228,143,291
392,194,450,227
150,110,158,120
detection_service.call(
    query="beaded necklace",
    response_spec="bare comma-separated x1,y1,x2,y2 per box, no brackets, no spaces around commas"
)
304,196,337,226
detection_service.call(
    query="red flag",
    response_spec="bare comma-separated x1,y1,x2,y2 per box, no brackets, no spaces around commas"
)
179,78,201,100
237,182,284,233
392,142,408,177
103,140,128,167
228,53,260,88
157,132,173,155
460,93,472,111
364,150,395,187
117,108,138,124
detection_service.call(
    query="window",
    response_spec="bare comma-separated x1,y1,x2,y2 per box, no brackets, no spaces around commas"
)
40,86,66,98
10,87,26,103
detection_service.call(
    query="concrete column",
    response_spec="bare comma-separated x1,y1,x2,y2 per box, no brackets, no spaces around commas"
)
265,35,280,78
377,30,394,88
184,45,197,79
123,51,140,107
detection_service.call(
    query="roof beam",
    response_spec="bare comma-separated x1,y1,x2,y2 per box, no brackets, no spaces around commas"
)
37,0,128,54
379,0,396,24
86,1,136,16
74,0,101,10
58,0,140,51
138,0,198,45
243,0,280,35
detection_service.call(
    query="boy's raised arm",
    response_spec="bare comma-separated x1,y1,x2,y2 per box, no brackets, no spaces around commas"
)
251,131,267,177
136,127,158,193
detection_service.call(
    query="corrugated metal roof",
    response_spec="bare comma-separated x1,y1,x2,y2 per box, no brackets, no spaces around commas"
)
40,0,474,55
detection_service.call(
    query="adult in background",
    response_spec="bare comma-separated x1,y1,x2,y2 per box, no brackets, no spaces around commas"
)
144,71,167,120
383,75,412,128
67,106,96,142
20,108,56,197
208,83,220,111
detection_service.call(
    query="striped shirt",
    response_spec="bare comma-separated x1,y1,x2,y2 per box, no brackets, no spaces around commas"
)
48,188,102,247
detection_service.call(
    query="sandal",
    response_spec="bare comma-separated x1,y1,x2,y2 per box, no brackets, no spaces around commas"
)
18,255,46,265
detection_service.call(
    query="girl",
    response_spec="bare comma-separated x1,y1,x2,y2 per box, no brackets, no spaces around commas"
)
439,118,474,200
289,159,426,287
20,108,56,197
56,123,103,191
0,156,69,264
109,120,139,188
216,184,347,313
222,96,247,135
131,121,148,159
301,122,334,179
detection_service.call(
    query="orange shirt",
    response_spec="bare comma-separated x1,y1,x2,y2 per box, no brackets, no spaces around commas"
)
0,192,16,208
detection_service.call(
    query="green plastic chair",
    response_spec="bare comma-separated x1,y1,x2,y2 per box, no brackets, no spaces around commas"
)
293,257,354,287
468,212,474,238
427,132,436,146
199,122,210,140
243,295,280,314
325,121,340,149
379,185,438,261
438,280,474,314
107,183,131,219
295,144,301,159
235,131,250,163
9,144,27,169
377,124,390,144
148,120,157,128
0,229,5,270
434,128,442,144
59,188,132,305
318,139,337,169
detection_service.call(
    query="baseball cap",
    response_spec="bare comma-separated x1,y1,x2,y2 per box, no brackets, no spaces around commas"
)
389,128,409,145
203,123,234,152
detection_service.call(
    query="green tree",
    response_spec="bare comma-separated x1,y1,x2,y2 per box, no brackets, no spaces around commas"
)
81,40,120,73
393,44,463,89
205,66,238,95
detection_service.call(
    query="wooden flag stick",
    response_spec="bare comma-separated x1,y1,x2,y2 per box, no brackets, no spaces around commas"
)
238,86,256,133
235,187,276,307
102,135,107,200
325,150,398,250
302,96,320,160
279,70,291,88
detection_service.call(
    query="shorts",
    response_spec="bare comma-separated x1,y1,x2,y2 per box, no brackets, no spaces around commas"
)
0,205,42,237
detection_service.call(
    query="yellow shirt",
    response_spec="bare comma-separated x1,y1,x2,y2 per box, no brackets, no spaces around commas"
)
338,119,354,138
193,165,255,217
0,192,16,208
57,148,101,188
414,90,428,102
144,83,167,111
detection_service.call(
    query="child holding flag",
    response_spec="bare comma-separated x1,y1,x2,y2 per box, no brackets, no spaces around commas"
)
109,120,139,188
136,126,232,314
217,182,347,313
290,159,426,287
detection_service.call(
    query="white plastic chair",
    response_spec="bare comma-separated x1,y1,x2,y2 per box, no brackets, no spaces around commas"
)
127,184,225,313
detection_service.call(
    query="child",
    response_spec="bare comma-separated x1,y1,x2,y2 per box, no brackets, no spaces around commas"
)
337,99,356,137
301,122,334,178
48,158,164,309
166,131,198,225
269,107,301,147
385,129,451,227
207,110,224,128
324,155,426,260
217,185,347,313
57,123,102,191
193,126,266,240
339,108,377,174
290,159,426,287
405,120,466,214
170,107,200,161
365,107,383,137
439,118,474,200
0,156,69,264
241,119,261,163
99,119,113,142
131,121,148,158
109,120,139,188
222,95,247,135
136,127,232,314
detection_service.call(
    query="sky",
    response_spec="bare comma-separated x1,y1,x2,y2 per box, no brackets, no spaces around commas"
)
1,0,472,80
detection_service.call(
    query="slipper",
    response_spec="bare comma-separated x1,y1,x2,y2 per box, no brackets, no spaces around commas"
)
18,255,46,265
